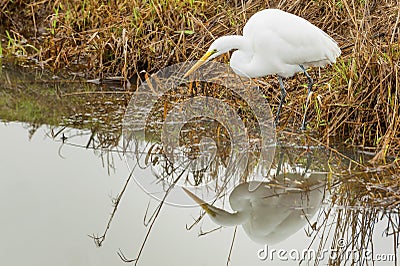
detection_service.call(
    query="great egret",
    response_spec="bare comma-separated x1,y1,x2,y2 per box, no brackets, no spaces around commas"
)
184,9,341,129
183,173,325,244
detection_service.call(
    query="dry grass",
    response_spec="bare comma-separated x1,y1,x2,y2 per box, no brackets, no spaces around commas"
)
1,1,399,158
2,3,399,262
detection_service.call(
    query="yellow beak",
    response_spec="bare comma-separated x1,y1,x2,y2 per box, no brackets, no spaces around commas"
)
182,187,216,217
183,51,214,78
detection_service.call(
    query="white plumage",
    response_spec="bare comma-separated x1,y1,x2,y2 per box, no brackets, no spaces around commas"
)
184,9,341,129
183,172,325,244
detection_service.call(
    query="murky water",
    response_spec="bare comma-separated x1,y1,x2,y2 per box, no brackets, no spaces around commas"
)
0,63,398,265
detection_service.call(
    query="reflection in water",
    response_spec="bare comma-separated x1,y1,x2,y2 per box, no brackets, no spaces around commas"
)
122,62,276,206
1,120,399,265
184,172,326,244
124,124,399,264
0,63,399,265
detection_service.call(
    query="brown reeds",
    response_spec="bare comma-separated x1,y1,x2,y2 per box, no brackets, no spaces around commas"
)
1,0,399,158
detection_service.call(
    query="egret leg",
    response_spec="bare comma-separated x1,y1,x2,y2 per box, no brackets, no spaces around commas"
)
275,76,287,126
299,65,313,130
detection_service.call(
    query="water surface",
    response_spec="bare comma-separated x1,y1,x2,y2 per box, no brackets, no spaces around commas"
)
0,63,398,265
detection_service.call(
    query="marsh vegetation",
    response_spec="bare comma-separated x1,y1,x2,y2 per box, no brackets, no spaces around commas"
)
0,0,399,265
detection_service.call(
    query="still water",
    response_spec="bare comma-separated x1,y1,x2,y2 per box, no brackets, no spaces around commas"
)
0,63,398,265
0,122,398,266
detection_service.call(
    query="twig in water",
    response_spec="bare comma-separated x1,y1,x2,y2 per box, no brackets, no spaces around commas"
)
88,163,136,247
186,212,206,230
226,226,237,266
117,165,188,265
198,225,222,237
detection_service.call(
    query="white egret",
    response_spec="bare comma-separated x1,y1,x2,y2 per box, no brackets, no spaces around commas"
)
183,173,325,244
184,9,341,129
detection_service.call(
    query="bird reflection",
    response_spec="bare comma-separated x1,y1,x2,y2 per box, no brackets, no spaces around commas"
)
184,172,326,244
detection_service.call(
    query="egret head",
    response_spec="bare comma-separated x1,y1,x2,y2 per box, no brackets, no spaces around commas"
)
208,37,237,59
183,37,231,78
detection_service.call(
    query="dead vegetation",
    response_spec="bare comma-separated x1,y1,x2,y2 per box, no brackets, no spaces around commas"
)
1,1,399,165
2,3,398,262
